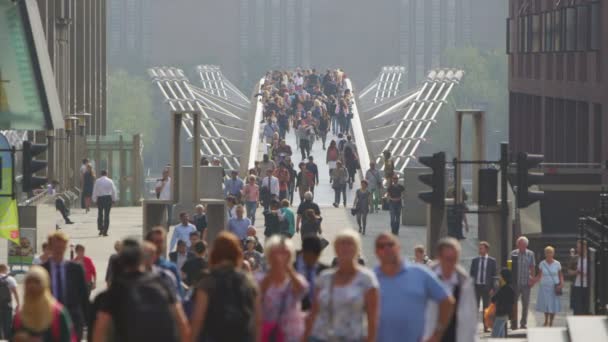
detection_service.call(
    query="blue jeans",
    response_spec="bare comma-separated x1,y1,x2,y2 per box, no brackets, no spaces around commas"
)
491,315,508,337
389,201,402,235
245,201,257,225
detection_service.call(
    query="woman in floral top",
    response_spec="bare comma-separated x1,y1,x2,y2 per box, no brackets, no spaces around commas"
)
305,229,379,342
259,235,308,342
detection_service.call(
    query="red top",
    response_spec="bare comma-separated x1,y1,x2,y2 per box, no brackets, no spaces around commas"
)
74,256,96,283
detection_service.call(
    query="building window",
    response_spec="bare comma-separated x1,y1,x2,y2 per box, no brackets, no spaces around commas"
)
565,7,577,51
532,15,541,52
576,5,589,51
543,12,553,52
590,2,600,51
518,17,527,53
553,10,563,51
593,104,602,163
507,18,516,54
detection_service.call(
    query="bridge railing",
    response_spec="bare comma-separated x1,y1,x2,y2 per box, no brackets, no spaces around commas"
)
345,78,371,176
241,77,266,175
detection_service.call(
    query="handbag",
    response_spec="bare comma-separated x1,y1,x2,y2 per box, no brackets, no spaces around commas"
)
484,302,496,328
541,262,562,296
350,208,358,216
261,281,291,342
381,197,390,211
320,237,330,250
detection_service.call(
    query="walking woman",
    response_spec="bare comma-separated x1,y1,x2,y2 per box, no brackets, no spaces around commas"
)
242,175,260,225
82,164,95,213
304,230,379,342
259,236,308,342
343,144,359,189
534,246,564,327
353,180,372,235
190,232,259,342
299,209,321,238
326,140,340,179
331,161,349,208
296,162,314,203
12,266,76,342
318,110,330,150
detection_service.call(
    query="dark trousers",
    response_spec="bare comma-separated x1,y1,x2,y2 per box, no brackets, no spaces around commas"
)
389,201,402,235
0,305,11,340
475,284,491,328
572,286,590,315
333,184,346,205
97,195,112,233
55,198,71,223
300,140,310,160
279,190,288,201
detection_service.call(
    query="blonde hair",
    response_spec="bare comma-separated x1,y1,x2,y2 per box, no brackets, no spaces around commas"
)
544,246,555,254
264,235,296,266
20,266,55,332
334,229,362,258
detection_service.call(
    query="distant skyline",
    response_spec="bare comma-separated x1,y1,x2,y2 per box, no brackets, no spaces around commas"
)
107,0,506,89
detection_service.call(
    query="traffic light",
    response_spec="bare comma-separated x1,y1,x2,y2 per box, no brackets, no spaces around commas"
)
22,141,48,193
418,152,446,206
516,152,544,208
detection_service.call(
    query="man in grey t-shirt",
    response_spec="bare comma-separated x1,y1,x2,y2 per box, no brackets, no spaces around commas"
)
510,236,536,329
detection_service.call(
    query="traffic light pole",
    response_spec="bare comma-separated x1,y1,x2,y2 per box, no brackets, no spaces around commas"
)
500,142,509,267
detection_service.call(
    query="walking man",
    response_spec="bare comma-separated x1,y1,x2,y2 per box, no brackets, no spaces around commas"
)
569,240,590,315
510,236,536,330
306,156,319,194
374,233,455,342
365,161,383,213
42,231,89,340
92,170,117,236
424,238,477,342
224,170,244,202
470,241,497,332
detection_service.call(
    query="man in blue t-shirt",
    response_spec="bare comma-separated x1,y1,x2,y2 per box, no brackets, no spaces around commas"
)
374,233,455,342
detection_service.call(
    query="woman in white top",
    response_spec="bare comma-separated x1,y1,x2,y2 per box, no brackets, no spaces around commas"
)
304,229,379,342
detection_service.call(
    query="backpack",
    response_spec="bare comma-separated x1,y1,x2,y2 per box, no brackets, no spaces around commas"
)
120,273,178,342
0,275,11,305
202,269,255,342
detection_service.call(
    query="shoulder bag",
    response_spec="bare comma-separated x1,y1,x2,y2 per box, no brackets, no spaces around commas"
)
541,262,562,296
262,281,291,342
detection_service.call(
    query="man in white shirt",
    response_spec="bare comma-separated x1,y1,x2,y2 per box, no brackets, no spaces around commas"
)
92,170,117,236
469,241,497,332
0,263,19,340
169,212,197,252
570,240,590,315
155,168,173,224
425,238,477,342
260,168,279,211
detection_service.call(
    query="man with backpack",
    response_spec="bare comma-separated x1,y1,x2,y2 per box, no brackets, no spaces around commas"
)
92,239,190,342
0,264,19,340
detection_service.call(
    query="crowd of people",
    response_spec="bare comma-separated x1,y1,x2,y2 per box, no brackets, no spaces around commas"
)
3,68,588,342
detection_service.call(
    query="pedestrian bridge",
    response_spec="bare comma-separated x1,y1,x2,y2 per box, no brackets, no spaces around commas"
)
149,66,463,206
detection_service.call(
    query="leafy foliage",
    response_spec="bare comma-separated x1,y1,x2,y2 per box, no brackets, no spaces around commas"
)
426,47,508,160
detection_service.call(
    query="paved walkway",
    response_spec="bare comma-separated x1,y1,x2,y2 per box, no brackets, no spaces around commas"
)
282,127,357,207
20,202,571,338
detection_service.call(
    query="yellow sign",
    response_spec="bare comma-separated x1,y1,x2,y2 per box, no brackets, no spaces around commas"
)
0,197,19,244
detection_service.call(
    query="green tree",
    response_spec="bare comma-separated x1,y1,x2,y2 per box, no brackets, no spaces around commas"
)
428,47,508,159
106,70,158,160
